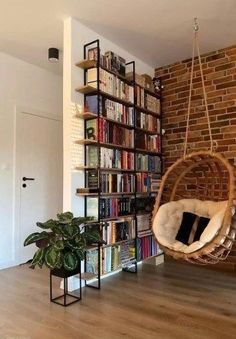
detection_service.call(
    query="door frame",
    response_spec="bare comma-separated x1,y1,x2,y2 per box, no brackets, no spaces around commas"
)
13,105,62,265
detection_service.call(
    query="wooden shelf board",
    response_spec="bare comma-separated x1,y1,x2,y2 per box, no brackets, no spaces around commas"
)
136,148,161,155
75,112,134,129
76,192,135,197
75,139,134,151
75,60,132,84
75,85,97,95
75,166,135,172
135,83,161,98
135,105,161,117
135,127,159,135
75,59,97,69
76,111,97,119
75,86,134,106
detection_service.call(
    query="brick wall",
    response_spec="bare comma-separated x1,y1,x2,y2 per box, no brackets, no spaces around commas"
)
155,44,236,270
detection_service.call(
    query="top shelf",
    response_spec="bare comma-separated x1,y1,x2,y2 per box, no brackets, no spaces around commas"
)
75,60,161,98
75,60,132,84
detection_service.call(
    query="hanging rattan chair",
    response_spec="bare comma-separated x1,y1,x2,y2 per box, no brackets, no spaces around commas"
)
152,20,236,265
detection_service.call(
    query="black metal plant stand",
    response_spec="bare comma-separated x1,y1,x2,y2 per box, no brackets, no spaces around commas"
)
50,262,82,307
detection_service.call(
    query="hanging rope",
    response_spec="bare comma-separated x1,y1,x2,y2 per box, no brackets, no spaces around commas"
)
183,18,213,159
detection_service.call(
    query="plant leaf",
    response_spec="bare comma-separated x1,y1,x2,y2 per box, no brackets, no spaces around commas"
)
83,230,100,244
57,212,73,224
61,224,79,239
24,232,49,246
63,252,78,271
45,246,60,269
71,216,94,227
76,249,85,261
30,248,45,268
54,240,64,250
36,219,57,229
55,252,63,269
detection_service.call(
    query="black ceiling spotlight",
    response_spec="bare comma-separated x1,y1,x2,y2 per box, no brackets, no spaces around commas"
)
48,48,59,62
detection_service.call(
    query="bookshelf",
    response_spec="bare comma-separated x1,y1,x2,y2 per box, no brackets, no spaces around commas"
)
75,39,163,289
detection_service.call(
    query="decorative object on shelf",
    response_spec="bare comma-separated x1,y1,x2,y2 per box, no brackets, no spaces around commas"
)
152,18,236,265
24,212,100,306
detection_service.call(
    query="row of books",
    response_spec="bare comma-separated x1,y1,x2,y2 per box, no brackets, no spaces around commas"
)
102,219,136,245
137,235,160,260
104,99,134,126
87,68,134,103
97,119,134,148
85,95,134,126
146,93,161,113
86,146,162,172
87,146,135,170
101,148,134,170
86,196,155,220
136,153,161,173
86,241,136,275
100,173,135,193
136,111,160,133
136,173,161,192
87,47,126,77
99,197,133,219
136,133,161,152
136,85,160,114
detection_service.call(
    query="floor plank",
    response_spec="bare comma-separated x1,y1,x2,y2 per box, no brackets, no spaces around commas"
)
0,261,235,339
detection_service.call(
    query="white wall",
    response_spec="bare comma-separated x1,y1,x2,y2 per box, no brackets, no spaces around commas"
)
0,52,62,269
63,18,154,215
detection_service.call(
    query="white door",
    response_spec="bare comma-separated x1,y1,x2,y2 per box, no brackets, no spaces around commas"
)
16,111,62,263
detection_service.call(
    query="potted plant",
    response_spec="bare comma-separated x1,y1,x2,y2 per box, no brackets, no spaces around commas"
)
24,211,100,275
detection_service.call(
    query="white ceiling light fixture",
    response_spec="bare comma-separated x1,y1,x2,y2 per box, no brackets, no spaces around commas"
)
48,47,59,62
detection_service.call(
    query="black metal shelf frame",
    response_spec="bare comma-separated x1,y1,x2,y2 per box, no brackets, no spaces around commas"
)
77,39,163,287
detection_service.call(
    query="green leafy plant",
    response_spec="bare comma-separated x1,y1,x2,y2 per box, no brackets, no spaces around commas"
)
24,212,100,271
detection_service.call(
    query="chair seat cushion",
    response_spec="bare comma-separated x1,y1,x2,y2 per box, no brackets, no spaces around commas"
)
152,199,228,254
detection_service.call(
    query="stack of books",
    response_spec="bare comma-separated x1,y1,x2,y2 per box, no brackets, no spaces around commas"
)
87,68,134,102
137,214,152,237
102,219,136,244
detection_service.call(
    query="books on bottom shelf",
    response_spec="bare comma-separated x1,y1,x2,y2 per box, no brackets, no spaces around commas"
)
137,235,160,261
85,240,136,276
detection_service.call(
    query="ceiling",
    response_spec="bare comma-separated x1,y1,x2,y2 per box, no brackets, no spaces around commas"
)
1,0,236,74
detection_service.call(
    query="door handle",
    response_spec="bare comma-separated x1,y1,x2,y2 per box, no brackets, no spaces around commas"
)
22,177,35,181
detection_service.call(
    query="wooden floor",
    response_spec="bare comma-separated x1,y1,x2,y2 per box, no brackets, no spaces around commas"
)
0,261,235,339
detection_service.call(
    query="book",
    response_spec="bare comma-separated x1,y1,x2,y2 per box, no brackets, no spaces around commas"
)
86,170,99,189
86,146,98,167
100,173,135,193
86,248,99,274
86,68,134,103
87,197,98,220
136,153,161,172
